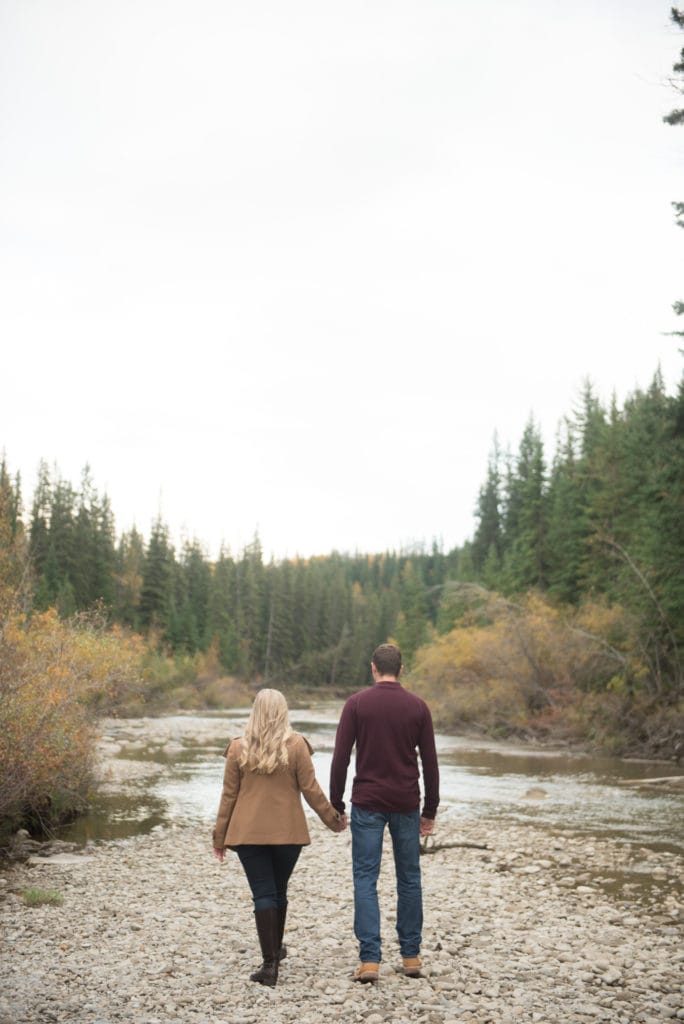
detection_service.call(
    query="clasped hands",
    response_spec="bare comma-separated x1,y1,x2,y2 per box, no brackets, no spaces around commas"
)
213,812,433,857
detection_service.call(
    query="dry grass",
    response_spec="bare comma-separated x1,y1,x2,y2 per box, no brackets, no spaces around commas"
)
22,888,64,908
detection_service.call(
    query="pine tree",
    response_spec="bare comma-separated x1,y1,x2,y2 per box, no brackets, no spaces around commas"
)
471,435,503,576
603,373,684,692
234,535,265,676
93,493,117,607
394,559,429,663
207,547,239,671
177,538,211,652
0,455,27,596
70,466,116,608
546,422,586,603
139,517,174,638
114,528,145,628
47,473,78,605
570,383,612,594
29,460,51,582
263,559,296,681
500,418,547,592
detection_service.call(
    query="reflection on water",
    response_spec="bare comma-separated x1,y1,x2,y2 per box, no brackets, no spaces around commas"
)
66,793,169,844
60,708,684,855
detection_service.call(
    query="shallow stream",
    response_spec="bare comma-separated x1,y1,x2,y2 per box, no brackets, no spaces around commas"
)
61,707,684,858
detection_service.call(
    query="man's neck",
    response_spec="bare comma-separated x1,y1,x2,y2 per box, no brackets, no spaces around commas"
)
374,674,399,683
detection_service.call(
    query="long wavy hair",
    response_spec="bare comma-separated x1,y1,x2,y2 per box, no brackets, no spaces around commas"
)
238,688,293,774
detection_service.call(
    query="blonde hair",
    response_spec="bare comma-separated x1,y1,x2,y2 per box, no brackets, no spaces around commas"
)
238,688,293,774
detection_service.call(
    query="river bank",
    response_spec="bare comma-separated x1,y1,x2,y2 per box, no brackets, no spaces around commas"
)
1,813,683,1024
1,712,683,1024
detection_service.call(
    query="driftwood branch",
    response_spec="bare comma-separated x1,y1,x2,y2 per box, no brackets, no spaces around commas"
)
421,837,489,855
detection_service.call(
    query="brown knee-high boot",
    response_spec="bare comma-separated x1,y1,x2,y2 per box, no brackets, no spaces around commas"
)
277,903,287,962
250,908,279,986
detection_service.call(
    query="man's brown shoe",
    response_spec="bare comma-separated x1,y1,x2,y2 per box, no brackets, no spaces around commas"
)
353,962,379,983
402,956,423,977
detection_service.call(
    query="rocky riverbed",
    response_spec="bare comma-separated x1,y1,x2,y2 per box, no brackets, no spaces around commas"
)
1,813,682,1024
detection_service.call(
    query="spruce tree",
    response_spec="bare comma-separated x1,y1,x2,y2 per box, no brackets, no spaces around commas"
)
0,456,26,595
28,460,51,583
178,538,211,652
500,418,547,592
207,547,239,671
114,528,145,628
139,517,174,638
471,435,503,576
546,422,586,603
394,559,429,663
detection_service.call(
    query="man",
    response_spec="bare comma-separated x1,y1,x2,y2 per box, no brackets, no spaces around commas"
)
330,642,439,983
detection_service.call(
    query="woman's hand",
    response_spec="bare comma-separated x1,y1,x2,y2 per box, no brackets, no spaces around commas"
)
213,847,225,862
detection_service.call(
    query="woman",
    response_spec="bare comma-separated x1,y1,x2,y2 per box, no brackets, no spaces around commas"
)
213,688,345,987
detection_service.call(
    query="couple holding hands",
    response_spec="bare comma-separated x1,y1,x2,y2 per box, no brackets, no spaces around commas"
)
212,643,440,988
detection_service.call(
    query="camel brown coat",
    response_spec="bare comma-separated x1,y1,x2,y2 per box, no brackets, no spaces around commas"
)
212,732,341,848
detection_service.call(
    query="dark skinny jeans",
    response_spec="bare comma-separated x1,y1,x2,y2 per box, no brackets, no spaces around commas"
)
236,844,302,911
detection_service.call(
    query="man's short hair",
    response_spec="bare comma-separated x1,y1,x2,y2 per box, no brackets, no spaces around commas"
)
371,643,402,677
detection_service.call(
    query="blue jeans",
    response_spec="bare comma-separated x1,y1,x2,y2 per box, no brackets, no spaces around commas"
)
235,844,302,911
350,805,422,963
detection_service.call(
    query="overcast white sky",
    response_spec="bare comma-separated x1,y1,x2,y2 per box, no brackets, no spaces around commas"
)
1,0,682,560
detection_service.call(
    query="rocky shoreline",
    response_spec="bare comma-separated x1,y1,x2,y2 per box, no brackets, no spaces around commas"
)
1,811,682,1024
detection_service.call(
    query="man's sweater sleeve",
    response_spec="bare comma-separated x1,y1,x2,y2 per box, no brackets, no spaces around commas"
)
419,703,440,819
329,698,356,814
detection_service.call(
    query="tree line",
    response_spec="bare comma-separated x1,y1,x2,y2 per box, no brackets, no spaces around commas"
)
1,456,462,688
0,367,681,702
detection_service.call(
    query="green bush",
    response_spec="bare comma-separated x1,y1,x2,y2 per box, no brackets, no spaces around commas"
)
22,887,63,907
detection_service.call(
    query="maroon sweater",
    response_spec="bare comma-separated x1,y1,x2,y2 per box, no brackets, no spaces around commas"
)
329,681,439,819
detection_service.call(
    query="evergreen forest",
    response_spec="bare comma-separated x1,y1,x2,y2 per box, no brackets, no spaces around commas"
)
1,368,683,837
1,370,681,715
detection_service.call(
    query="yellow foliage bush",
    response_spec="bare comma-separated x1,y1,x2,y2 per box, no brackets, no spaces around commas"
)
0,595,143,831
410,589,640,742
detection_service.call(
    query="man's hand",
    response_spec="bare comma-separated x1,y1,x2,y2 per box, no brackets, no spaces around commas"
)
213,847,225,862
333,813,348,833
419,817,434,837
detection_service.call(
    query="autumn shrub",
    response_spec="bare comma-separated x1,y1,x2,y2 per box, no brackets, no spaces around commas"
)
410,589,642,744
572,690,684,758
134,642,250,711
200,675,252,709
0,596,144,834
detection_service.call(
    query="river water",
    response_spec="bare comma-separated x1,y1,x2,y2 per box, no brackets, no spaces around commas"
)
61,707,684,856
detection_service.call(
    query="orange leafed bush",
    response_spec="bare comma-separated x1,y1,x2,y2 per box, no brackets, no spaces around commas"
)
410,589,638,741
0,595,143,829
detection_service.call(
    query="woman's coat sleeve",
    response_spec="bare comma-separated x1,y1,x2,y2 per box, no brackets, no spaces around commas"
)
212,741,241,848
295,737,341,831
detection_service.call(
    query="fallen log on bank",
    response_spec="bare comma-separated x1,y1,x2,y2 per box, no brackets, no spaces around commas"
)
616,775,684,790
